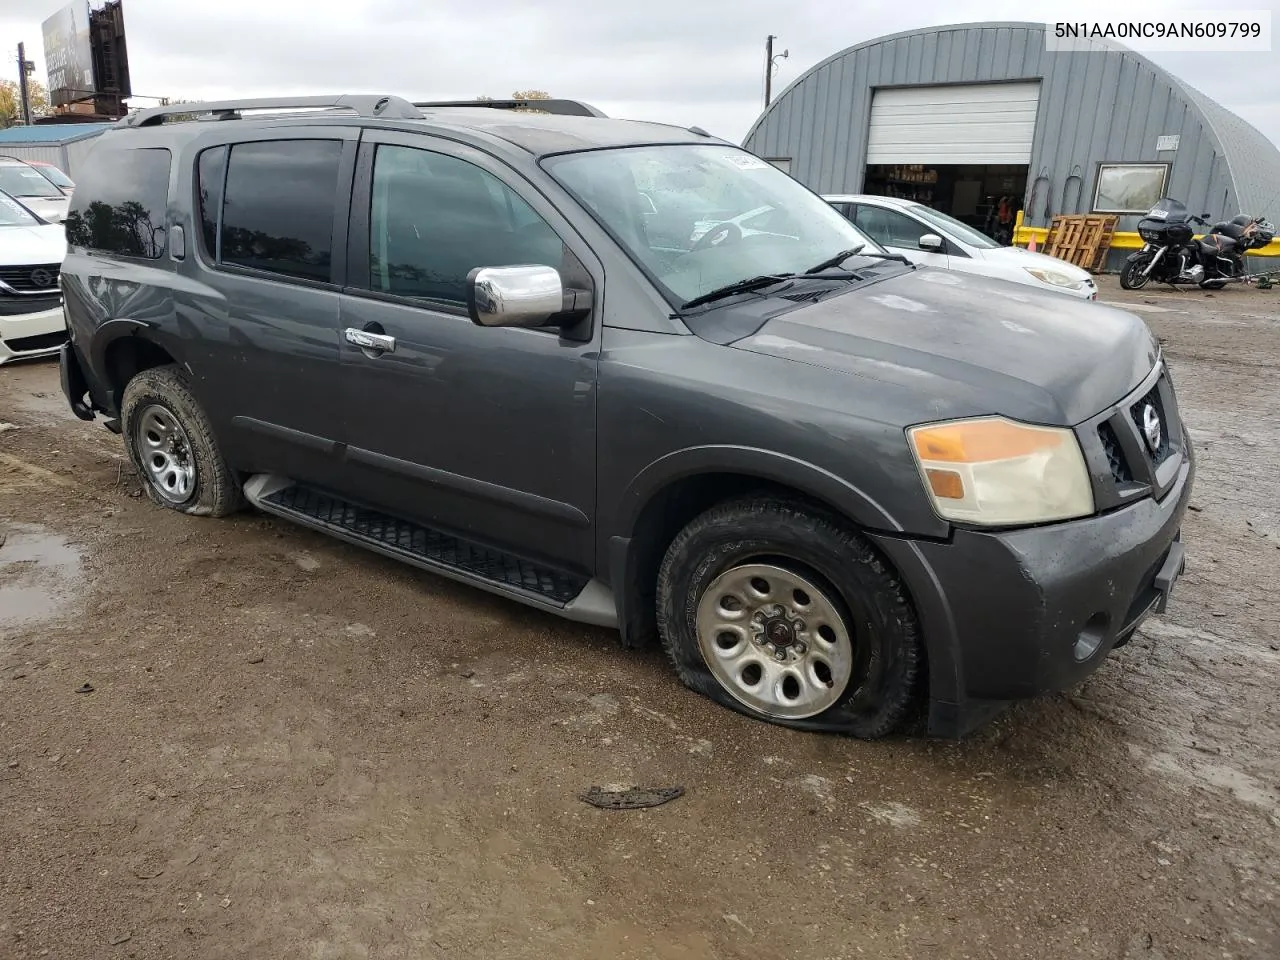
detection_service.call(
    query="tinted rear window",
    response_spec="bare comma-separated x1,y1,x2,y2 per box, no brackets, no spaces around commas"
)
215,139,341,283
65,147,172,259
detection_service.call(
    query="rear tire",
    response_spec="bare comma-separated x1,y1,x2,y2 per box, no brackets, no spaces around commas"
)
655,496,923,739
121,365,243,517
1120,256,1152,290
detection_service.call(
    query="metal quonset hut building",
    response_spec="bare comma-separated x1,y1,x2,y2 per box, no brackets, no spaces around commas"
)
743,22,1280,266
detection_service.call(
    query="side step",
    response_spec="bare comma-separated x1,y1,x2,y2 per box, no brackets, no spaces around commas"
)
242,476,617,627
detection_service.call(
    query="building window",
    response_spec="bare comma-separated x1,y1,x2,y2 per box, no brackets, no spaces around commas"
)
764,158,792,175
1092,163,1170,214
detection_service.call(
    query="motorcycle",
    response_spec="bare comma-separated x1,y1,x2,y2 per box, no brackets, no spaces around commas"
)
1120,197,1275,290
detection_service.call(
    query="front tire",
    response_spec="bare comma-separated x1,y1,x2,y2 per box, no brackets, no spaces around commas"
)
1120,255,1152,290
121,365,243,517
656,497,923,739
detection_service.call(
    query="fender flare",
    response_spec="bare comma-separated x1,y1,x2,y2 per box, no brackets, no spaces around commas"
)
616,444,904,539
615,445,964,730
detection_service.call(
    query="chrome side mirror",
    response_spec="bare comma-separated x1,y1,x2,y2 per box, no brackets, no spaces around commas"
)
467,265,567,328
918,233,944,252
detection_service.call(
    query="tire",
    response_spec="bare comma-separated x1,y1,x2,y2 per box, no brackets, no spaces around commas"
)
656,496,923,739
121,365,243,517
1198,279,1227,290
1120,256,1152,290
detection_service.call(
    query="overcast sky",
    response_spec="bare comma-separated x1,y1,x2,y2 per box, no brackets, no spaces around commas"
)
2,0,1277,148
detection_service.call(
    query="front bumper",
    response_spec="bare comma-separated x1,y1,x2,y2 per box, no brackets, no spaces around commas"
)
0,304,67,364
872,449,1194,737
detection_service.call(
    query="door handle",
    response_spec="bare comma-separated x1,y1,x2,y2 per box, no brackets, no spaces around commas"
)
344,327,397,354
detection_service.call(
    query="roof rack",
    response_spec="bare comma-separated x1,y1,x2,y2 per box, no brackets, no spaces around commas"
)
117,95,425,128
414,98,608,118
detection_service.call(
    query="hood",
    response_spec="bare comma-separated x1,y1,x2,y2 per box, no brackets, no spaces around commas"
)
0,223,67,267
15,196,70,223
732,267,1158,426
977,244,1091,279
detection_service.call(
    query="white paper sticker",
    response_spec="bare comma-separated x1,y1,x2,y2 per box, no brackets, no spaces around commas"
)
722,153,769,170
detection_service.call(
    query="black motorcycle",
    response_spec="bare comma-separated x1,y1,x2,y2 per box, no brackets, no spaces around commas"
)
1120,197,1274,290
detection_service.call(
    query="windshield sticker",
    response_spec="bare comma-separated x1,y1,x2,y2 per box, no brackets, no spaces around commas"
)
722,154,769,171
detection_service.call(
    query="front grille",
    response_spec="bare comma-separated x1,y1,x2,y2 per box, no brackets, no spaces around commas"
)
1097,422,1132,482
0,294,61,316
6,330,67,353
1130,384,1173,465
1086,367,1184,509
0,263,61,292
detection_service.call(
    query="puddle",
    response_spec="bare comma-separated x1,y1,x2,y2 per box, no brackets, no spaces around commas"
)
0,524,84,634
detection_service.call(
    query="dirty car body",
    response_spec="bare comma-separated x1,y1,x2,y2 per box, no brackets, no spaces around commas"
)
56,95,1193,738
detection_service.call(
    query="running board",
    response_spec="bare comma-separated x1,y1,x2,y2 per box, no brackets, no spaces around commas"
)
242,475,617,628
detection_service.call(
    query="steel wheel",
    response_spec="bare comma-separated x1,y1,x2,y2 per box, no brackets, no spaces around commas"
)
695,562,854,720
136,403,197,504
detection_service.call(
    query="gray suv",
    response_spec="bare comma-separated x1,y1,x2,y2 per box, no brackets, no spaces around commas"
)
58,95,1193,738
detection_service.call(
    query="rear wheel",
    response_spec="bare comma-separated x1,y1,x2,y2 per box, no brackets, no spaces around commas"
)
1120,256,1152,290
121,365,243,517
656,497,923,739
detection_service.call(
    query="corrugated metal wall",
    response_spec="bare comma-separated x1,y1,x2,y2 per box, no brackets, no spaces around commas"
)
0,145,68,170
743,22,1271,239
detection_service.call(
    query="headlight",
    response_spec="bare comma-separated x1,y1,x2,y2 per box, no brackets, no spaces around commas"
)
907,417,1095,526
1024,267,1084,289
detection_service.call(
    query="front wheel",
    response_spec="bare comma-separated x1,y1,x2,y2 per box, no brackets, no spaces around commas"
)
656,497,923,739
1120,255,1152,290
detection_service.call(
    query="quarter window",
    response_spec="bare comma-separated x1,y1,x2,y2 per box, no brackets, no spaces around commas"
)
205,139,342,283
368,145,565,305
65,148,172,259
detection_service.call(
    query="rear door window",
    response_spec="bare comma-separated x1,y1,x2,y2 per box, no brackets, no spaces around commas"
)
64,148,172,259
200,139,342,283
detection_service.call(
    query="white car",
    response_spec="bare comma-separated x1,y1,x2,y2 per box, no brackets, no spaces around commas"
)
0,190,67,365
823,194,1097,301
0,157,72,223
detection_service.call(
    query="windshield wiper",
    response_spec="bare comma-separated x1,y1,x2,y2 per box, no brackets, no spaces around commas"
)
853,250,914,265
805,246,865,273
679,273,796,310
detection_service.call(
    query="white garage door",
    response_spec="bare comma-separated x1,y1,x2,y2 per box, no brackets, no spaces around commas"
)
866,82,1041,165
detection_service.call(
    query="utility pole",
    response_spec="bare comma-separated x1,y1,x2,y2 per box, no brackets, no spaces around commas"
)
17,42,35,125
764,35,788,108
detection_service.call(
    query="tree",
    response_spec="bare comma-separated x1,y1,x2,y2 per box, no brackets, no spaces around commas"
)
0,79,51,128
473,90,553,114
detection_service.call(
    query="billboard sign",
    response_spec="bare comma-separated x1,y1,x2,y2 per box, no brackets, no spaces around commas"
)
42,3,96,107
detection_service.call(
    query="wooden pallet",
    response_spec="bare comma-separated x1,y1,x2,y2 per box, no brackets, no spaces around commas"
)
1043,215,1119,272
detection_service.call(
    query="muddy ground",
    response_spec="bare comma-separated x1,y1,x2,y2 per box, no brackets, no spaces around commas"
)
1,276,1278,960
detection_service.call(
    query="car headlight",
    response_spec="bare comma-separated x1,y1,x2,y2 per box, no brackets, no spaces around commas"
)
907,417,1095,526
1024,267,1084,289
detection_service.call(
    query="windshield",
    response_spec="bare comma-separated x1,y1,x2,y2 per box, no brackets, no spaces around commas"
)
0,163,65,199
35,164,74,189
905,203,1000,249
0,191,40,226
1144,197,1189,222
543,144,885,306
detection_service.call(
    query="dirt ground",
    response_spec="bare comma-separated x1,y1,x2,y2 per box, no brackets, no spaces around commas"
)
2,275,1278,960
